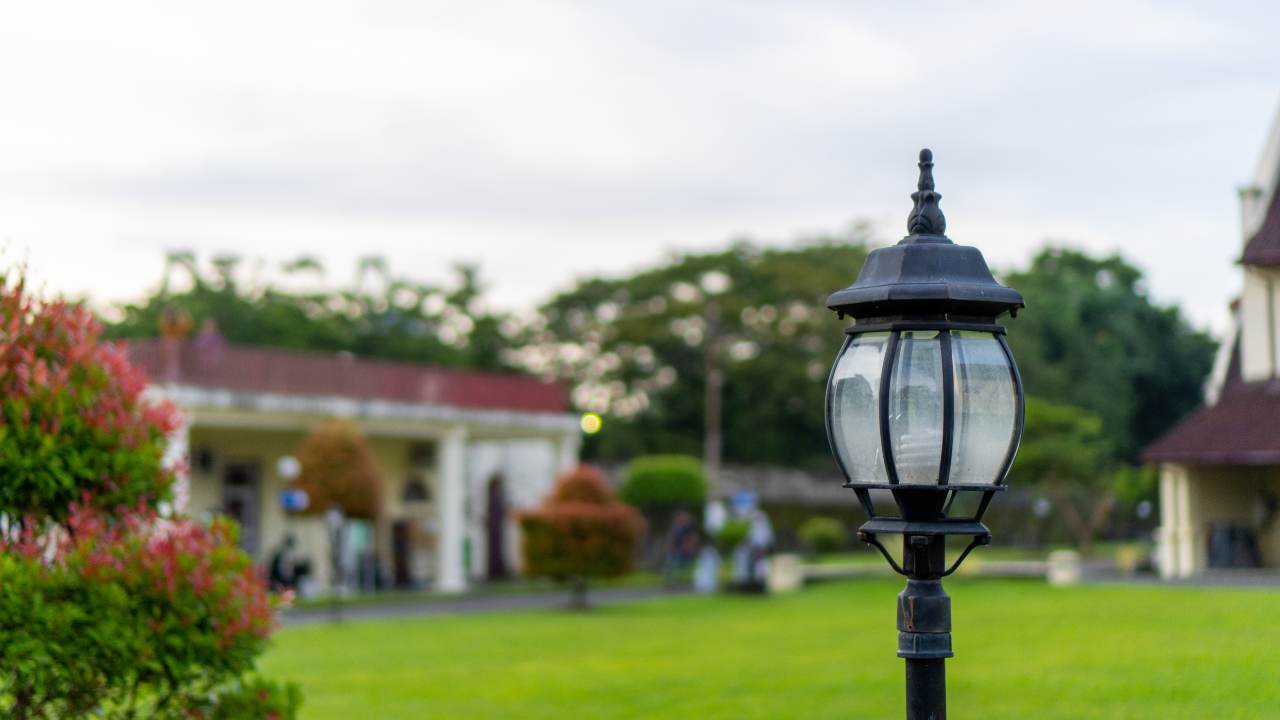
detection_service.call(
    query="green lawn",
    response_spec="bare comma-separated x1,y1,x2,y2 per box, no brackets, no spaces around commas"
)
261,579,1280,719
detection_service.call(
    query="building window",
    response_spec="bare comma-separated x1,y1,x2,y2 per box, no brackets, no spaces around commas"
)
402,473,431,503
409,442,436,468
403,442,436,504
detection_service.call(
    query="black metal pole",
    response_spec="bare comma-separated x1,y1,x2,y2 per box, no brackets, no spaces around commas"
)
898,535,951,720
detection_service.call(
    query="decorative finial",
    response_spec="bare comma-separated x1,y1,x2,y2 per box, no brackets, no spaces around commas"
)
906,148,947,236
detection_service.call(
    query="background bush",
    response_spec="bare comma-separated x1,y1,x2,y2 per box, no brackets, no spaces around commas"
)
717,518,750,553
519,465,645,608
619,455,708,511
293,418,383,520
797,517,846,556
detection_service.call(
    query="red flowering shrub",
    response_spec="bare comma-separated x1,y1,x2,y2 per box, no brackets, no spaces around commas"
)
0,501,296,719
0,272,180,523
0,273,297,719
518,465,645,609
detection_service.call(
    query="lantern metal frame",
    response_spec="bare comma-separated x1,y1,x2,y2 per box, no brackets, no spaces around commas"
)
823,149,1026,720
825,317,1025,576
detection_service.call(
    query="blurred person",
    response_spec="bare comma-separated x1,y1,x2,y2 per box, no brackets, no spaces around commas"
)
663,510,699,588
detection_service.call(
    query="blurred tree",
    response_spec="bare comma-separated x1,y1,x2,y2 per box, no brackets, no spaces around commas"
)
1012,397,1116,554
513,226,876,470
292,419,383,520
106,254,511,370
1003,248,1216,463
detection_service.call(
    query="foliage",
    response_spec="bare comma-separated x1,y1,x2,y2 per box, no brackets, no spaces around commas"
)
1111,463,1158,506
0,272,180,523
293,419,383,520
0,503,291,719
194,676,303,720
518,466,645,607
1011,396,1117,552
0,269,296,718
106,253,513,370
518,240,1214,479
1013,397,1110,485
619,455,708,510
1003,248,1216,463
716,518,750,552
514,232,875,466
796,516,845,555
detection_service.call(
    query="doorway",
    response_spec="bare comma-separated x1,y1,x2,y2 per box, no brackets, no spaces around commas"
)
486,474,508,580
392,520,413,588
222,461,262,557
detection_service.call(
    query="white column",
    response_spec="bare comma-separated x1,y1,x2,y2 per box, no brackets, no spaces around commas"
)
436,426,468,593
1157,466,1177,580
554,431,581,477
1174,469,1197,578
163,408,192,515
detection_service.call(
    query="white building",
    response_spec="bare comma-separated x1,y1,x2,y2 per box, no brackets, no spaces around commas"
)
128,336,580,593
1143,106,1280,578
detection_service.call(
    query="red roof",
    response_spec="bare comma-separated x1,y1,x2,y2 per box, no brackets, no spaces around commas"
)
1142,342,1280,465
126,338,568,414
1242,186,1280,266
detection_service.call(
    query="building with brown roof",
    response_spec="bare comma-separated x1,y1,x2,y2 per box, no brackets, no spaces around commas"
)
128,336,581,595
1142,106,1280,579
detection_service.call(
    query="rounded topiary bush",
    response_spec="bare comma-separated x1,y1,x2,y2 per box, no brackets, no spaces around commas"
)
518,465,645,609
797,516,846,556
619,455,708,511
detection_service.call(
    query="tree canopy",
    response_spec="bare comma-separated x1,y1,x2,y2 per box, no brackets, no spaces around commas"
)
105,240,1217,478
1002,248,1216,463
106,252,511,370
513,228,874,467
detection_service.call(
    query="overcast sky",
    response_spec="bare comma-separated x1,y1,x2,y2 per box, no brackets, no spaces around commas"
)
1,1,1277,333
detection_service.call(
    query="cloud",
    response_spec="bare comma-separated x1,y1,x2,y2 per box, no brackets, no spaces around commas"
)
0,0,1276,333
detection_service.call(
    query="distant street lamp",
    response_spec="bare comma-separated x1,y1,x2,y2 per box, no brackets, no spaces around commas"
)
824,149,1025,720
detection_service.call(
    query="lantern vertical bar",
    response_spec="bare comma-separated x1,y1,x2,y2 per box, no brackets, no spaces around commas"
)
878,331,902,486
994,334,1024,485
937,330,955,485
824,335,854,484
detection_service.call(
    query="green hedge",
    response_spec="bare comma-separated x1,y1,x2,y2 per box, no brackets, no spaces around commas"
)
797,516,846,556
619,455,708,510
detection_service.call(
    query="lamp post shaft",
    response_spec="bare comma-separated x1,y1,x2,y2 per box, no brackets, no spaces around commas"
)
898,535,951,720
905,659,946,720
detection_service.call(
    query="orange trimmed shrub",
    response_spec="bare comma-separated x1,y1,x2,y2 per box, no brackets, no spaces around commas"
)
292,419,383,519
518,465,644,609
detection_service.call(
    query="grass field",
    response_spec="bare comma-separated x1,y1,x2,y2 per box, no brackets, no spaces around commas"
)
261,579,1280,719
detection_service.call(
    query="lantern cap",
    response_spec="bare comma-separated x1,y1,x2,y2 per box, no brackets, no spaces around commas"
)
826,149,1024,321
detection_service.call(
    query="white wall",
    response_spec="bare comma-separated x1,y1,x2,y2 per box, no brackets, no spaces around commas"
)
1240,267,1280,382
1160,463,1280,577
466,438,568,578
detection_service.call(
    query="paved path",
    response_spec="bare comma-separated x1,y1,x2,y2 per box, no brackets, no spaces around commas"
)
281,586,678,626
1084,567,1280,589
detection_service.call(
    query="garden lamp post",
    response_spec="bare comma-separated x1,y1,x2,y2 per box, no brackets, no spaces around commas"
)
824,149,1025,720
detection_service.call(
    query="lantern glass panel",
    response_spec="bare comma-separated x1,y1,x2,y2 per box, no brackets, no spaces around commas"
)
828,332,889,484
888,331,944,485
949,331,1018,485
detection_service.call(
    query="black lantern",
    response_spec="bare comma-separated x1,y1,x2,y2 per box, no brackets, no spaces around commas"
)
825,149,1024,720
